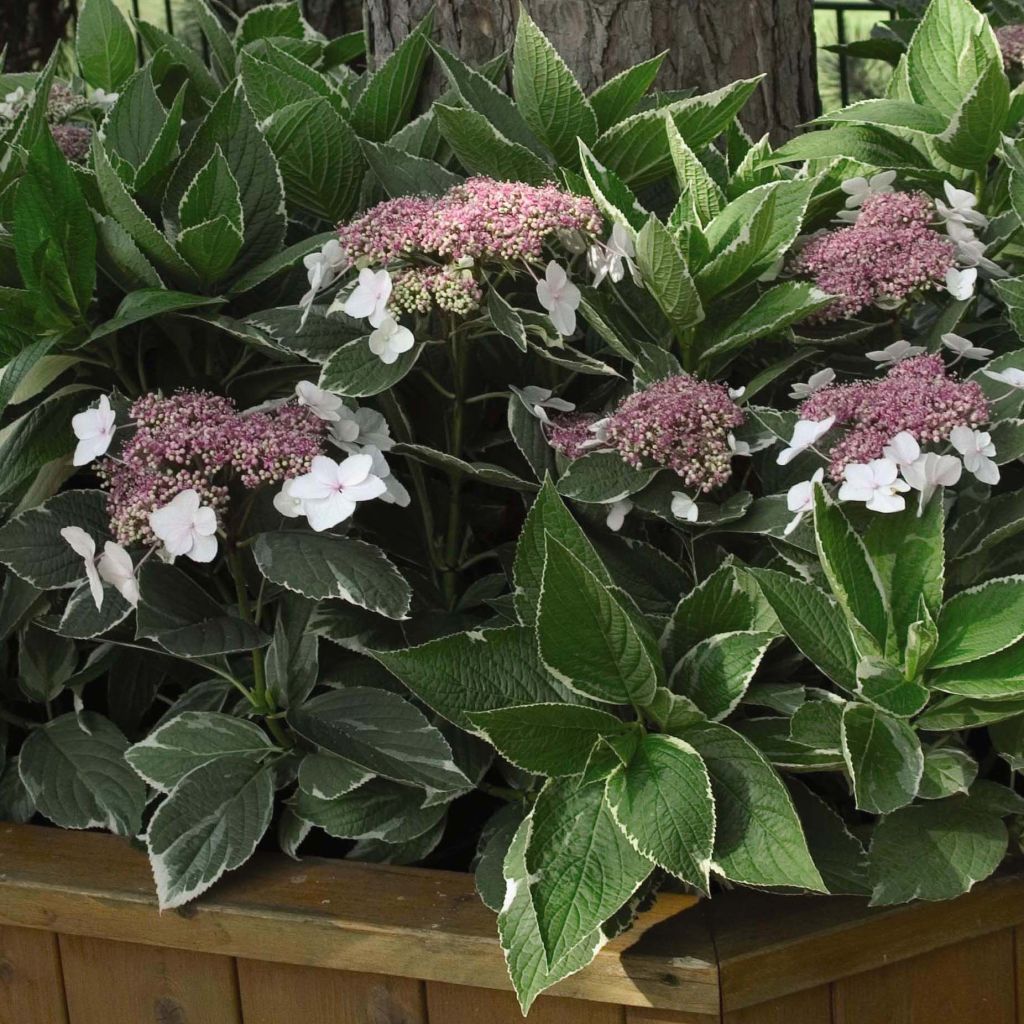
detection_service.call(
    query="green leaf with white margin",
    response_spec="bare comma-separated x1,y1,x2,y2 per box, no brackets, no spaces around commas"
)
468,703,630,777
606,733,714,891
662,563,778,667
864,493,944,656
919,746,978,800
57,579,132,640
19,712,146,835
186,0,236,86
433,103,553,186
361,137,463,199
812,484,889,652
671,630,776,721
392,443,537,493
538,535,661,708
178,146,242,232
512,7,597,166
665,116,723,226
92,137,199,288
928,639,1024,698
499,817,606,1015
0,489,109,589
768,124,931,168
351,12,432,142
88,289,223,342
698,281,832,372
513,476,612,626
287,687,472,796
136,561,271,657
747,567,859,692
318,335,421,397
430,42,544,156
176,216,244,288
555,450,657,504
635,214,703,334
162,84,286,278
931,576,1024,668
227,231,335,297
76,0,136,92
526,774,653,967
867,795,1007,905
588,53,665,132
125,711,274,794
905,0,1000,117
815,98,947,134
297,752,372,800
855,656,928,718
933,56,1009,171
145,756,274,909
577,140,648,233
680,720,825,891
841,702,923,814
787,779,869,896
252,532,411,620
235,2,304,45
371,625,591,733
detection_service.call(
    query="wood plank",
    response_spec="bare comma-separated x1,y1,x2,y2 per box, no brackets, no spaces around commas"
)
710,873,1024,1011
0,824,714,1014
626,1006,717,1023
1017,925,1024,1024
426,981,625,1024
237,960,426,1024
59,933,241,1024
725,986,832,1024
0,925,69,1024
832,930,1016,1024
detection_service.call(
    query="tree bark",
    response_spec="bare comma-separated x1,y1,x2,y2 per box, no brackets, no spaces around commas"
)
2,0,76,72
364,0,819,142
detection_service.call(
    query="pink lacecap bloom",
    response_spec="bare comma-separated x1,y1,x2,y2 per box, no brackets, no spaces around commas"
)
51,123,92,162
997,24,1024,69
798,355,989,479
790,191,955,322
604,375,745,493
335,177,601,316
100,391,328,545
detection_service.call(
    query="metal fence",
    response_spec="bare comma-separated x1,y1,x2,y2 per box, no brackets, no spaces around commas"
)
815,0,894,106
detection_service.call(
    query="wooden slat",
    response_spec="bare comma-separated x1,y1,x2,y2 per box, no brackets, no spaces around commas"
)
832,930,1016,1024
1016,926,1024,1024
0,925,69,1024
0,824,714,1014
626,1006,716,1023
709,872,1024,1011
59,934,241,1024
425,981,625,1024
725,986,832,1024
237,961,426,1024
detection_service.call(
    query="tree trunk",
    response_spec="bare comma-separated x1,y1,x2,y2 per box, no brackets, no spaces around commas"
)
364,0,818,143
2,0,76,72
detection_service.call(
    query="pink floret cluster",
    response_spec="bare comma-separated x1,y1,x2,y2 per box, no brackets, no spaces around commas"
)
790,192,954,322
799,355,989,479
548,413,601,460
338,178,601,265
100,391,327,545
335,178,601,317
605,375,745,492
997,24,1024,69
51,123,92,162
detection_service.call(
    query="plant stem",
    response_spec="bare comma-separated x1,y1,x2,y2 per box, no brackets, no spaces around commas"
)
443,327,467,607
379,388,441,585
0,707,40,731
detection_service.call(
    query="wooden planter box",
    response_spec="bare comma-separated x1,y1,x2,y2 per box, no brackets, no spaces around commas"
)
0,823,1022,1024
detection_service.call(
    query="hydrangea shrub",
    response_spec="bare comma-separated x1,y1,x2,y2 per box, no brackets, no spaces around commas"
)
3,0,1024,1014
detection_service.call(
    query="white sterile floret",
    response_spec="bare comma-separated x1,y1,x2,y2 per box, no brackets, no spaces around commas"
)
510,384,575,424
72,394,116,466
838,459,910,513
344,267,393,328
536,261,581,336
368,316,415,365
783,468,824,536
288,454,386,531
942,333,992,362
604,498,632,532
865,340,924,368
777,416,835,466
670,492,698,523
295,380,343,422
150,490,219,563
788,367,835,401
949,426,999,486
61,526,103,610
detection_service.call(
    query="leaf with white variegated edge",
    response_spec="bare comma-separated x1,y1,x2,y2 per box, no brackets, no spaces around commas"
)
841,702,923,814
929,640,1024,698
126,712,274,794
146,756,274,909
787,779,869,896
297,752,372,800
537,534,661,708
919,746,978,800
555,450,657,504
867,795,1006,905
635,214,704,333
371,625,587,733
287,687,471,796
498,816,606,1014
19,712,146,836
318,336,422,397
680,720,825,891
0,490,110,589
606,733,714,891
513,476,612,626
252,532,411,620
670,630,776,721
468,703,630,777
577,139,648,233
58,580,132,640
525,775,652,968
932,576,1024,668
